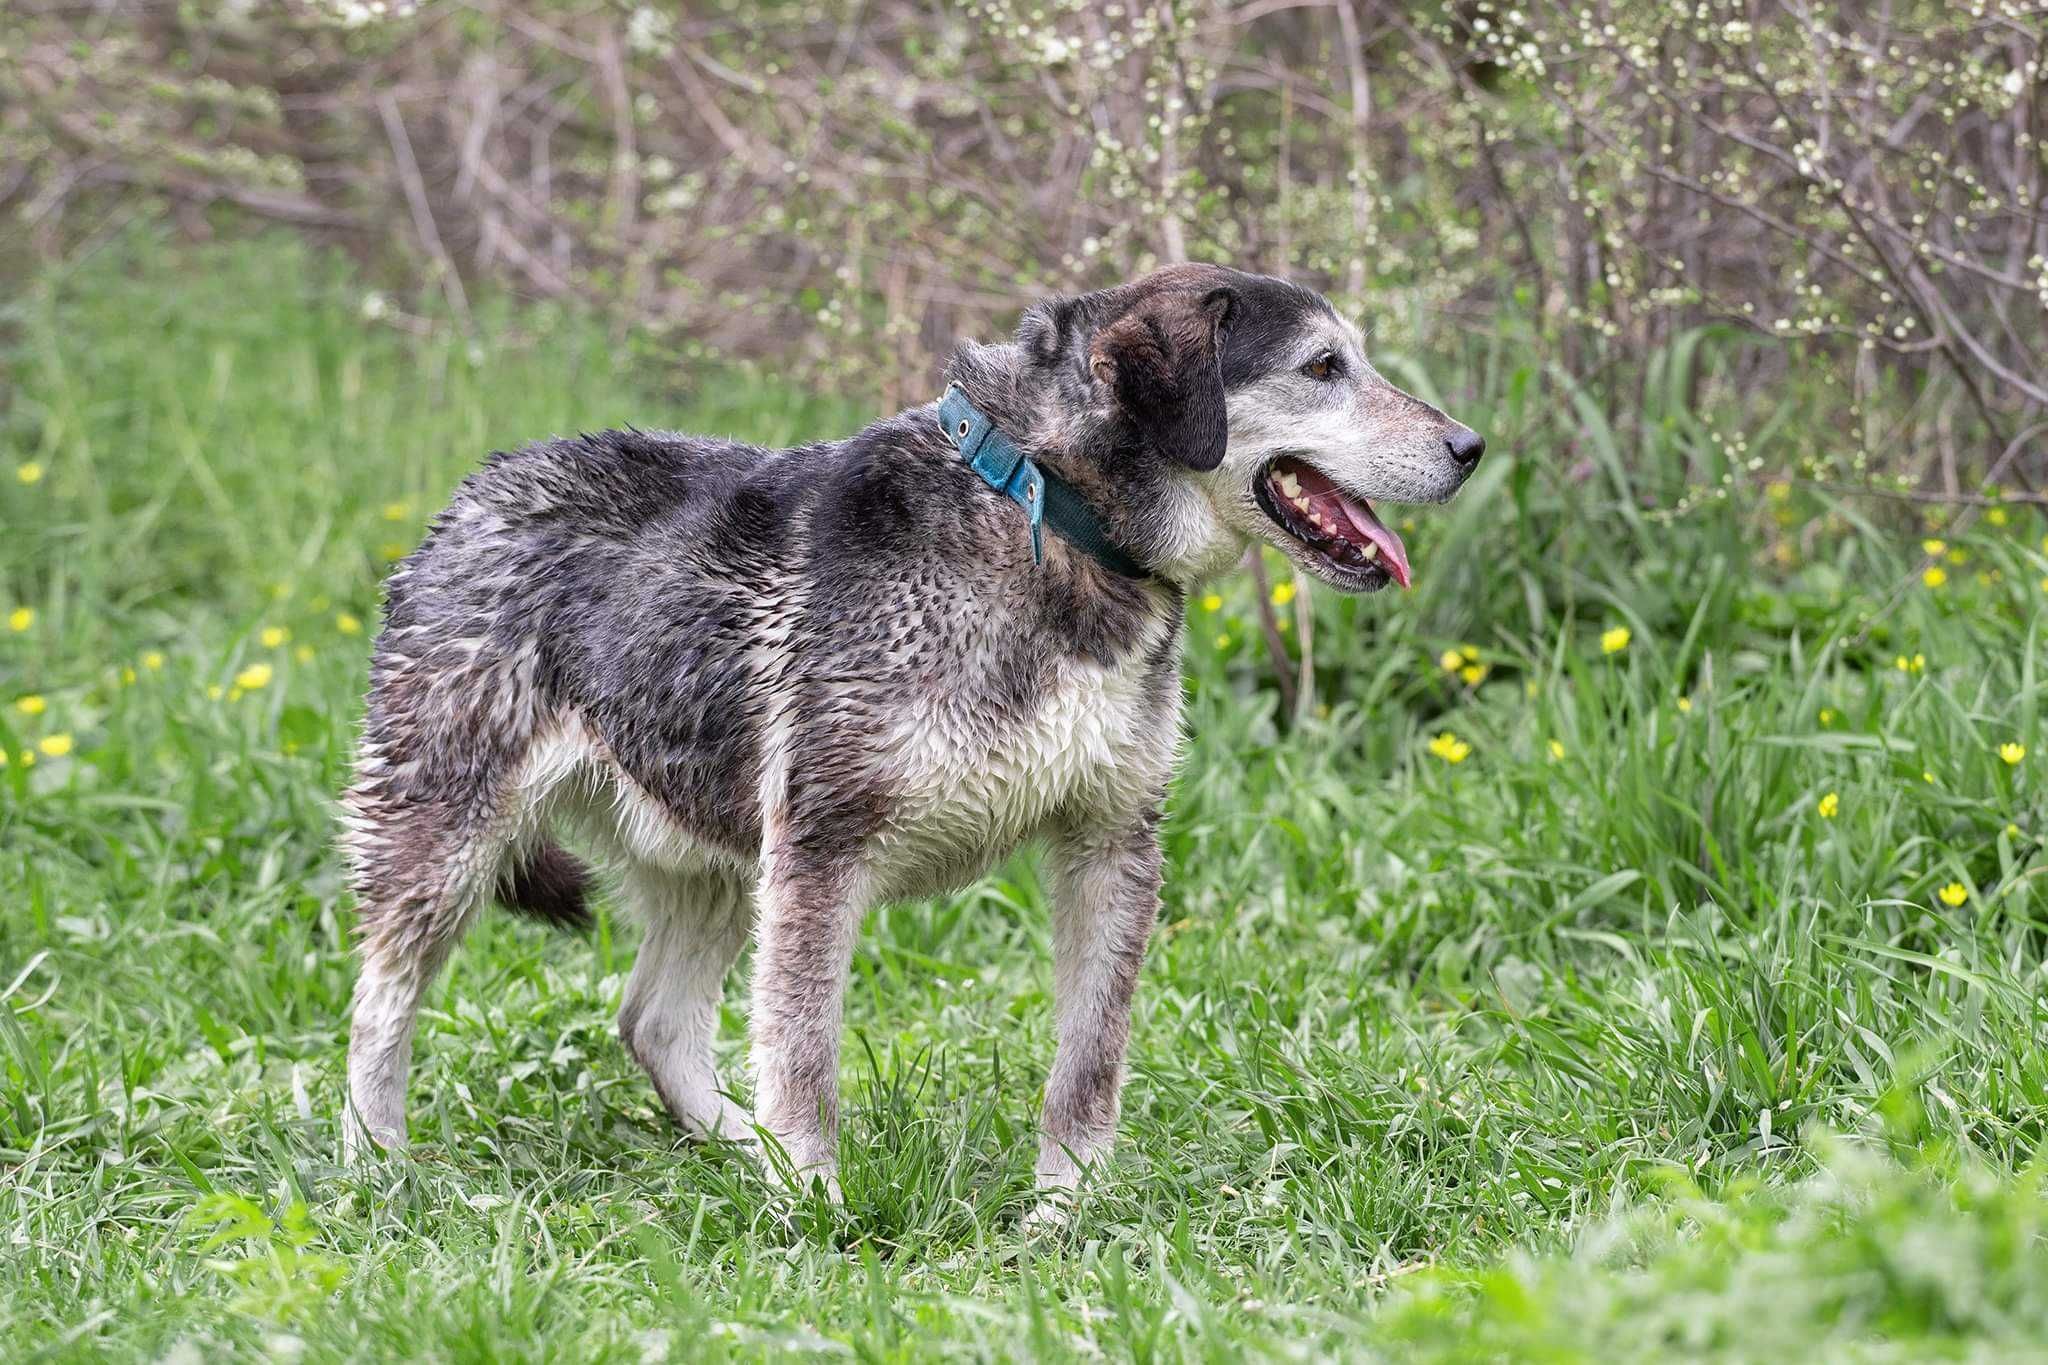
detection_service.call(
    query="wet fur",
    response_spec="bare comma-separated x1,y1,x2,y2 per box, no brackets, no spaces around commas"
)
341,263,1480,1214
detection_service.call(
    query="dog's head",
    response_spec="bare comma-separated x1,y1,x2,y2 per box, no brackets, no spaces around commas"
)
1013,264,1484,591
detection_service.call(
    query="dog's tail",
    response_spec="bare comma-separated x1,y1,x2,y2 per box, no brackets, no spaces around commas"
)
495,838,594,932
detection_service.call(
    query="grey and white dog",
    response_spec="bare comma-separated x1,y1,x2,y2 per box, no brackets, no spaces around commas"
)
341,263,1483,1219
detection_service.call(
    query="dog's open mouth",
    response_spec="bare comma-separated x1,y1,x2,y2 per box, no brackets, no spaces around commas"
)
1253,456,1412,589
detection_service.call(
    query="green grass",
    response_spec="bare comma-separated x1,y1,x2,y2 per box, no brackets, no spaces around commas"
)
3,234,2046,1361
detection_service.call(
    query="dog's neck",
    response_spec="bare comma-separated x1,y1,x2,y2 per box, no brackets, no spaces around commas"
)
940,343,1245,590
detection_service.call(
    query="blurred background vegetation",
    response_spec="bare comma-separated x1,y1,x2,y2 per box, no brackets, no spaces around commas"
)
6,0,2043,490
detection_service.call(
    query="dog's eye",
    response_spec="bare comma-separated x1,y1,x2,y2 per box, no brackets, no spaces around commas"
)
1301,352,1340,381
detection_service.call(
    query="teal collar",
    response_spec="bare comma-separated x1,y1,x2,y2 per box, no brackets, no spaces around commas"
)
937,384,1149,580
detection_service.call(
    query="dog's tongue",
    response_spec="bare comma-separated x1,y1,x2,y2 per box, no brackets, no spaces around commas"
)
1291,462,1413,588
1334,496,1411,588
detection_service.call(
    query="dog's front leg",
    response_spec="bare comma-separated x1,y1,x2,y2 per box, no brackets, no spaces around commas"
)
750,847,866,1200
1034,811,1164,1224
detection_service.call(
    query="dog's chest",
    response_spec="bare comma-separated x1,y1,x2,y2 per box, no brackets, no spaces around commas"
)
874,633,1174,884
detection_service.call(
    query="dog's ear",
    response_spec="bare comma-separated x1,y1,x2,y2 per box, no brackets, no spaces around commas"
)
1017,294,1084,367
1087,287,1236,471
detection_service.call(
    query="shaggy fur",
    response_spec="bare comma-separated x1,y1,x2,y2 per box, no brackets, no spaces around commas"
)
340,263,1482,1218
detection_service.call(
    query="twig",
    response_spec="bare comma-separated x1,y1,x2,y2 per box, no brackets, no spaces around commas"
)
1331,0,1374,300
1797,479,2048,508
379,93,470,329
1242,548,1298,720
1291,569,1315,722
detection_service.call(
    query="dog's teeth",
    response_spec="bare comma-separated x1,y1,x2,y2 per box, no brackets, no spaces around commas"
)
1278,473,1301,497
1362,542,1380,561
1292,496,1312,513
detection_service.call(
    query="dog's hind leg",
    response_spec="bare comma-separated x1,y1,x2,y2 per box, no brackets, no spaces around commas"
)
1031,811,1164,1224
341,793,513,1162
617,864,755,1141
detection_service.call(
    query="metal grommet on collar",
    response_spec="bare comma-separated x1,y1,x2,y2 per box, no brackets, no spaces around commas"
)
957,419,971,438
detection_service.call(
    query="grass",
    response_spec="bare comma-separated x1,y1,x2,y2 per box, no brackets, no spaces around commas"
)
2,233,2046,1361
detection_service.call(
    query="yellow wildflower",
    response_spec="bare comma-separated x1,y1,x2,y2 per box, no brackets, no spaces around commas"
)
382,501,411,522
16,462,44,485
1201,593,1223,612
1922,566,1947,589
7,607,31,632
19,750,33,768
1819,708,1835,727
120,667,136,685
336,612,363,635
1816,791,1839,819
1998,742,2026,766
206,684,224,701
2006,823,2021,838
1548,740,1566,760
1460,645,1479,663
1600,626,1631,655
37,733,72,758
1766,481,1790,502
1947,548,1967,565
1427,732,1472,764
1923,770,1935,783
1921,538,1946,556
142,651,164,671
1676,696,1693,713
1270,581,1296,607
1214,634,1230,649
260,626,289,649
227,688,243,703
1895,654,1925,675
1937,882,1968,908
234,662,274,691
295,645,315,665
378,542,407,561
1986,507,2009,528
1460,663,1488,687
1439,649,1464,673
16,695,46,716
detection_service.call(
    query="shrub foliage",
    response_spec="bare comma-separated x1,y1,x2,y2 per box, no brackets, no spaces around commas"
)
5,1,2042,491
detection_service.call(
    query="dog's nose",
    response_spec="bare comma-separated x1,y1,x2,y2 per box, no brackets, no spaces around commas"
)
1445,425,1486,471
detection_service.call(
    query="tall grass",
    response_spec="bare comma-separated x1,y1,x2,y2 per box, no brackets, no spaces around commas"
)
1,234,2044,1360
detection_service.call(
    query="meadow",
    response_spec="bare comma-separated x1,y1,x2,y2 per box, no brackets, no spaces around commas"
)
3,236,2046,1361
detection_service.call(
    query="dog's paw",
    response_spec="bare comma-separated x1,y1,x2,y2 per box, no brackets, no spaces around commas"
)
776,1164,842,1205
1021,1192,1074,1235
755,1146,843,1205
685,1099,758,1146
339,1119,404,1166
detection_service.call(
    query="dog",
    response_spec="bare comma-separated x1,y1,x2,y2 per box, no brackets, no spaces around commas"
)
340,263,1483,1220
